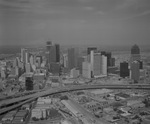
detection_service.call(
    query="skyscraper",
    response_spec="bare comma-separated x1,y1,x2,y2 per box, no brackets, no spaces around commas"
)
93,52,101,76
50,63,60,75
130,44,141,63
131,61,140,83
50,45,56,63
46,41,52,64
82,61,91,78
77,56,85,74
25,51,29,64
89,51,107,77
25,63,31,73
105,52,112,67
131,44,140,54
68,48,75,70
25,76,33,91
63,54,68,68
120,62,129,78
46,41,60,65
55,44,60,63
21,48,27,63
101,51,114,67
101,55,107,75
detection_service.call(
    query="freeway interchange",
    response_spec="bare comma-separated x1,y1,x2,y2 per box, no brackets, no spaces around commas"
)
0,84,150,115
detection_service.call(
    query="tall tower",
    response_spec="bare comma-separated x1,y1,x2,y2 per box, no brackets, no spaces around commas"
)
25,76,33,91
131,61,140,83
93,52,101,77
55,44,60,63
68,48,75,70
120,61,129,78
50,46,56,63
21,48,27,63
130,44,141,63
46,41,52,64
101,55,107,75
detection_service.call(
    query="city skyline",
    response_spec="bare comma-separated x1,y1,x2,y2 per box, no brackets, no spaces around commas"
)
0,0,150,46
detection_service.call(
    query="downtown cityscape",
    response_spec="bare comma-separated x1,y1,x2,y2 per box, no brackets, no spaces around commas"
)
1,0,150,124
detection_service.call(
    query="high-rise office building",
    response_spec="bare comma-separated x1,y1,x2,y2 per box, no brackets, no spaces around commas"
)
13,58,18,68
25,76,33,91
131,44,140,54
105,52,112,67
93,53,101,76
77,57,85,74
82,61,91,78
130,44,141,63
131,61,140,83
68,48,75,70
46,41,60,66
25,52,29,64
21,48,27,63
29,54,34,66
50,45,56,63
101,55,107,75
90,50,94,75
46,41,52,51
36,56,42,67
50,63,60,75
101,51,114,67
88,51,107,77
63,54,68,68
25,63,31,73
46,41,52,64
70,68,80,78
110,58,115,67
55,44,60,63
120,62,129,78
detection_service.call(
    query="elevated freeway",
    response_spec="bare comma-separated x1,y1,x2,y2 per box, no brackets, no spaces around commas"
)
1,84,150,115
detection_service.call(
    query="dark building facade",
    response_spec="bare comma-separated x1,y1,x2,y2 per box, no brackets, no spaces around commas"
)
77,57,85,74
46,42,60,68
105,52,112,67
49,46,56,63
120,62,129,78
87,47,97,55
131,44,140,54
46,41,52,64
101,51,106,56
110,58,115,67
139,60,143,69
55,44,60,63
68,48,75,70
130,44,141,63
50,63,61,75
25,76,33,91
101,51,115,67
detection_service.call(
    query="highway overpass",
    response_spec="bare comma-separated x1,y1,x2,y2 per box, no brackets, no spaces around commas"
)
0,84,150,115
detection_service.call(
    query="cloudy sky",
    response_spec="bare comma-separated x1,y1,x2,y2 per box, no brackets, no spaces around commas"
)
0,0,150,46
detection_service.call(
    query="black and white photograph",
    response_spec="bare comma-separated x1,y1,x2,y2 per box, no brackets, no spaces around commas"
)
0,0,150,124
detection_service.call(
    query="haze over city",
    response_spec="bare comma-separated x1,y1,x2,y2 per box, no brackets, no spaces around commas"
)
0,0,150,46
1,0,150,124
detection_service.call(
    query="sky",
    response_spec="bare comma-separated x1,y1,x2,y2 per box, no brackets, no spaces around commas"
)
0,0,150,46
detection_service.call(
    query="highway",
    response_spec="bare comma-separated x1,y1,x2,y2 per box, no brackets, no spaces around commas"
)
0,84,150,115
